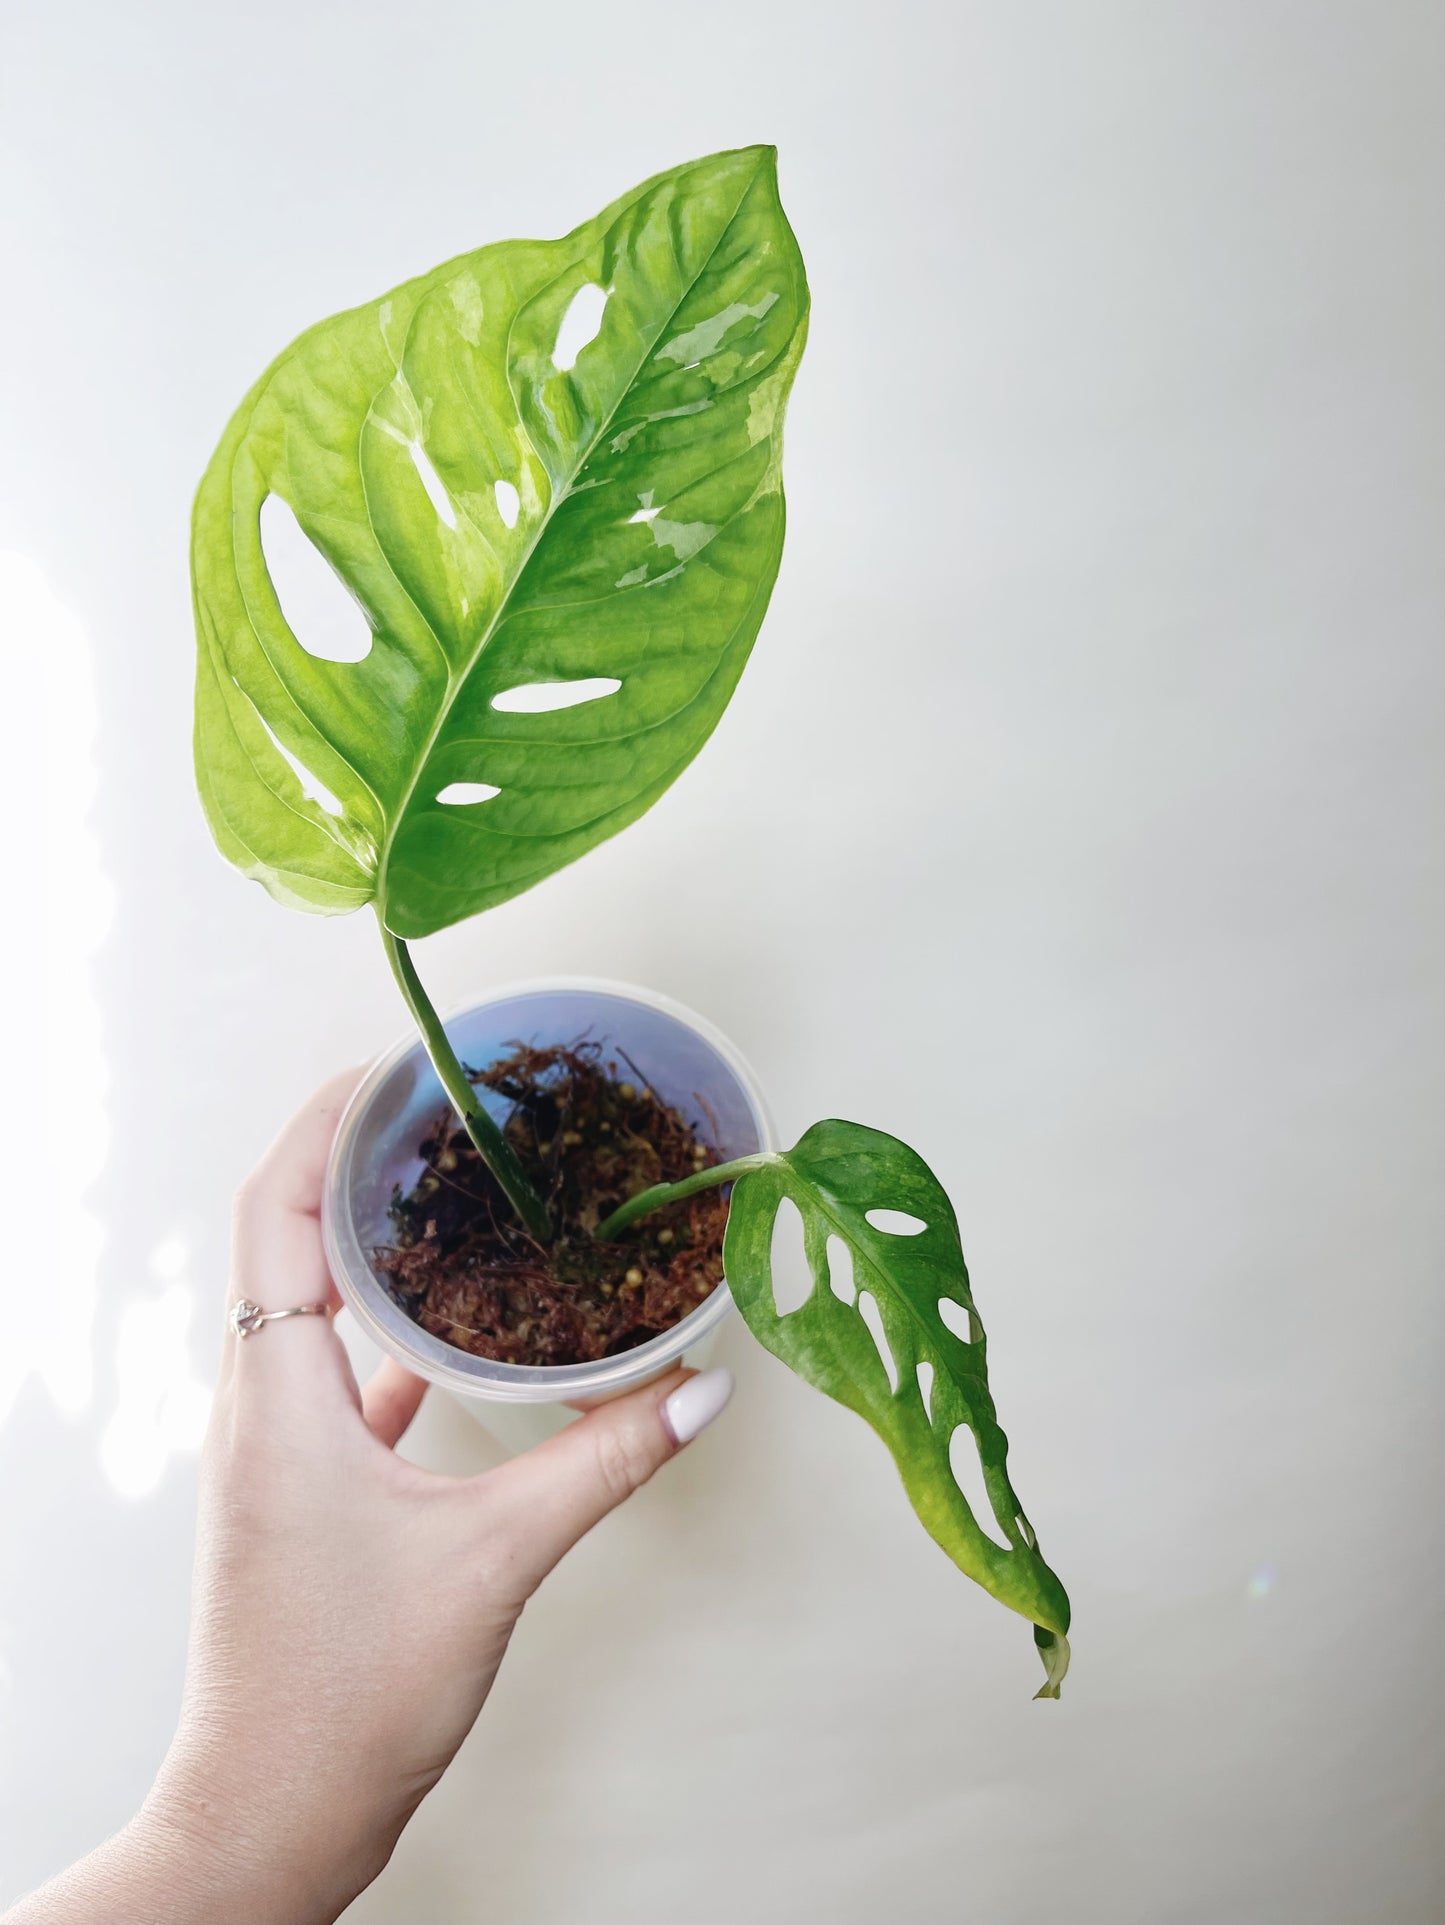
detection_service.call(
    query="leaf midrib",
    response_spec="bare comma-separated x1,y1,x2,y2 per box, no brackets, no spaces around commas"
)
376,154,769,929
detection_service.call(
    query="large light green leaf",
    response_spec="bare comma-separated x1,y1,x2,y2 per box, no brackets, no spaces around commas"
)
723,1121,1072,1696
192,146,807,937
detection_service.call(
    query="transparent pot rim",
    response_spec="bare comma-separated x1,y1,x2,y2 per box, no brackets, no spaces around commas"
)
322,975,775,1404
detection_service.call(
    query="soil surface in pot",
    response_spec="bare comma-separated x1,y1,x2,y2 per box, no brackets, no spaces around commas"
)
376,1041,728,1366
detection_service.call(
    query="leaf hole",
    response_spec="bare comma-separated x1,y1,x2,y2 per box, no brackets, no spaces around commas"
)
865,1207,927,1236
436,782,501,806
491,677,621,714
825,1235,855,1305
254,713,344,817
1015,1513,1037,1550
768,1196,812,1316
493,479,521,529
938,1297,974,1343
857,1290,899,1394
408,442,456,529
258,494,372,664
948,1425,1011,1549
916,1359,934,1421
552,281,608,372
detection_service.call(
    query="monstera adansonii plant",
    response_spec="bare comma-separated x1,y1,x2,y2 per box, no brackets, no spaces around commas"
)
191,144,1070,1695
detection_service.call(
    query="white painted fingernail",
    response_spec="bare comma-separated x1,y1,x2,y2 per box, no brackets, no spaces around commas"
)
663,1367,734,1446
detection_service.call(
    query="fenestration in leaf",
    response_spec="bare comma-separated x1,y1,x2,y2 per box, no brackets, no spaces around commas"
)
722,1120,1072,1697
192,145,808,937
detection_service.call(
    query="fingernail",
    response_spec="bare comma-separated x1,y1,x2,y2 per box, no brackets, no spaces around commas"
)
663,1367,734,1446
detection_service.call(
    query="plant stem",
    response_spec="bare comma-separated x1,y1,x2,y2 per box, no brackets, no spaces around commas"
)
593,1153,777,1241
379,925,552,1242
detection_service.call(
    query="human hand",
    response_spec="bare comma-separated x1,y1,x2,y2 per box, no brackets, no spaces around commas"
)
8,1074,733,1925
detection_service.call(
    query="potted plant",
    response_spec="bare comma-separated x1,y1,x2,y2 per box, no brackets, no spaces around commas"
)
191,144,1071,1697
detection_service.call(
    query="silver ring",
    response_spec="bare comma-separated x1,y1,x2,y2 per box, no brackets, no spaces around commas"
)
230,1298,331,1339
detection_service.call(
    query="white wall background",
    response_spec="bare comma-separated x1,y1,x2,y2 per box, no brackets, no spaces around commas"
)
2,3,1442,1919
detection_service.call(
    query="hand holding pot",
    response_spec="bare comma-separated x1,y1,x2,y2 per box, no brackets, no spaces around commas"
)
6,1074,733,1925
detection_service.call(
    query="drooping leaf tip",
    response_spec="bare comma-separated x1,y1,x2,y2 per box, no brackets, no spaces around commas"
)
1032,1626,1071,1700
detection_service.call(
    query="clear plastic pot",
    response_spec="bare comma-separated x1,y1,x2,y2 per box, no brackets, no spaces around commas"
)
322,978,773,1414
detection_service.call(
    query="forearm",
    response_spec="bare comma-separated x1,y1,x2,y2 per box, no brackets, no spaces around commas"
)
3,1795,374,1925
5,1813,200,1925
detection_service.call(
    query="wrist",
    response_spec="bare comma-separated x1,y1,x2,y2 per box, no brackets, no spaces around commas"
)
0,1797,367,1925
131,1761,390,1925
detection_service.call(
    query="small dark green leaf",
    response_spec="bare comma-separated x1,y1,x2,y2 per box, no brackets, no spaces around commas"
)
193,146,808,936
724,1120,1072,1696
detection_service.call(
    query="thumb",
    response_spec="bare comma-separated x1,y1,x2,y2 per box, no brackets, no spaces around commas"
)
484,1367,735,1595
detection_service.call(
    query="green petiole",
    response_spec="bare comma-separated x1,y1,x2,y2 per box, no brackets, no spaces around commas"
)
593,1152,777,1240
379,922,552,1242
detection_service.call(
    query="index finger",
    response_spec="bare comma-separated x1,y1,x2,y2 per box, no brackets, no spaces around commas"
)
231,1068,362,1315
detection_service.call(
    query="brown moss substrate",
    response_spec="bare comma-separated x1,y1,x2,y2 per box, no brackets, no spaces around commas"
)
375,1041,727,1366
